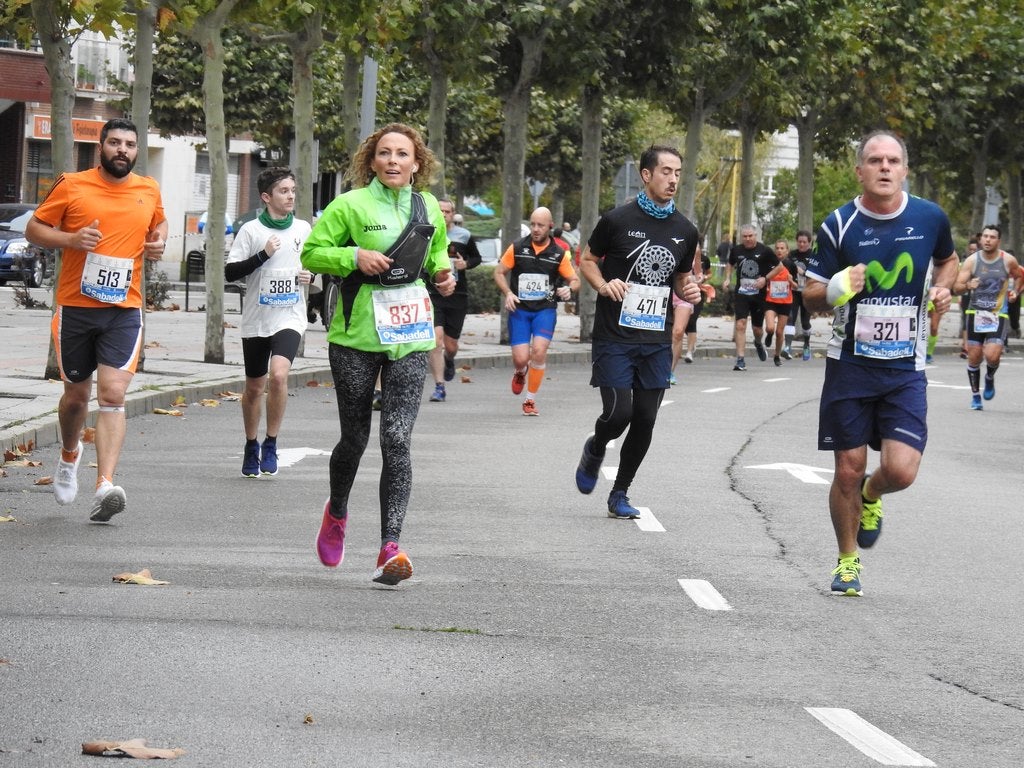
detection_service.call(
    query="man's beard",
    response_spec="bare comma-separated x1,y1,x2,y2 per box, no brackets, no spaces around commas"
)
100,152,135,178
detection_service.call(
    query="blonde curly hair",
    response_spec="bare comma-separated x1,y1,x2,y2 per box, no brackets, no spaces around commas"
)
345,122,437,191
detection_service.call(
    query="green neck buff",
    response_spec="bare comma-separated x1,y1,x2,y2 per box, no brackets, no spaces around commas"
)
259,208,294,230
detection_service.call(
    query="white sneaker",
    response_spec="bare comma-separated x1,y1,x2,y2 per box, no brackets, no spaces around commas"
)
54,441,83,505
683,352,694,364
89,480,126,522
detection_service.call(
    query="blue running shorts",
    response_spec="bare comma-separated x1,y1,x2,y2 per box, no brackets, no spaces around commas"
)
590,340,671,390
818,356,928,453
507,306,557,347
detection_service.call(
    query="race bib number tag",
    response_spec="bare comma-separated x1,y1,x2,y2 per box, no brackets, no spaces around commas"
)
258,268,300,307
854,304,917,359
974,309,999,333
81,252,132,303
517,272,550,301
618,283,670,331
769,279,790,300
738,277,759,295
372,285,434,345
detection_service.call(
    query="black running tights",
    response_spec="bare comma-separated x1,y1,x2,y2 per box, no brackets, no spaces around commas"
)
592,386,664,493
327,344,427,543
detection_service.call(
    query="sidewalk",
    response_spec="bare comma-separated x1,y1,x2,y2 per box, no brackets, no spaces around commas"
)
0,284,969,453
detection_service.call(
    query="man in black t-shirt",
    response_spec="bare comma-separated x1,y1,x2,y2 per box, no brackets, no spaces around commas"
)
574,145,701,519
426,199,482,402
722,224,774,370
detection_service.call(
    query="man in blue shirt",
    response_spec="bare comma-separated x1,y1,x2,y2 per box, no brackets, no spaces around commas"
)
803,130,958,597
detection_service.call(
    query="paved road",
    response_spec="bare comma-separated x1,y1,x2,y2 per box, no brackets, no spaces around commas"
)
1,351,1021,766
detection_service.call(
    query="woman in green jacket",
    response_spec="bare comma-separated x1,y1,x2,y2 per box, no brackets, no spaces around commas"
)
301,123,454,586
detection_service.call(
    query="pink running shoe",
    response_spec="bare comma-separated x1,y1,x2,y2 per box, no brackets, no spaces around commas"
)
316,499,346,567
372,541,413,585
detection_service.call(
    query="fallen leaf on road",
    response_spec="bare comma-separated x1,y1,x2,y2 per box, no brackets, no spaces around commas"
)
199,399,220,407
172,395,187,407
35,476,53,486
1,515,17,523
218,391,242,400
460,376,472,383
4,459,42,468
112,569,170,586
144,340,163,349
223,321,237,329
83,427,96,443
152,408,183,417
303,714,315,725
82,738,185,758
3,448,20,461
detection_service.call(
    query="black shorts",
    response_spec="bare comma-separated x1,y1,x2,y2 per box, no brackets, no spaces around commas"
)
52,305,143,383
733,293,765,325
242,329,301,378
430,293,469,340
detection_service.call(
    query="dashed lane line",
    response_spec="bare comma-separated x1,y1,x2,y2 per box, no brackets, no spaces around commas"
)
805,707,936,766
678,579,733,610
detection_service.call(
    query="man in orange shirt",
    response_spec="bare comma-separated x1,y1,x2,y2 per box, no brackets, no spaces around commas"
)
26,118,168,522
493,207,579,416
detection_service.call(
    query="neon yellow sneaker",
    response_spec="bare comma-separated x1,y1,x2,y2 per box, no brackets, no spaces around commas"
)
857,474,883,548
830,556,863,596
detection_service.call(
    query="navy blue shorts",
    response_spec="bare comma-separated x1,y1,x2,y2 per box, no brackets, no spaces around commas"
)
818,356,928,453
590,340,671,390
508,306,556,347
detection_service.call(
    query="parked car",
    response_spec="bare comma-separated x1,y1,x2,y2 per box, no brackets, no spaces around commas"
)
0,204,53,287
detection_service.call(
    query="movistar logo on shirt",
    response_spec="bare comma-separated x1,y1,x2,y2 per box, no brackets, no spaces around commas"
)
863,252,914,292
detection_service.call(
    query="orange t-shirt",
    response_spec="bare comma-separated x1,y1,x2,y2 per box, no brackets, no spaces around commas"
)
34,168,165,309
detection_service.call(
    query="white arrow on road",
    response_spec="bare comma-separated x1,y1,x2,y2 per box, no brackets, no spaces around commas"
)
271,447,331,468
746,462,834,484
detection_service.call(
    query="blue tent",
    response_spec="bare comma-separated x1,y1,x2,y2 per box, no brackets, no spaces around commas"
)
466,202,495,216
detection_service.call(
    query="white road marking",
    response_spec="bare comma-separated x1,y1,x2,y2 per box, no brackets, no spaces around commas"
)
678,579,732,610
634,507,664,532
805,708,936,766
702,387,731,393
601,466,617,480
746,462,834,484
764,377,792,382
927,382,970,390
273,447,331,468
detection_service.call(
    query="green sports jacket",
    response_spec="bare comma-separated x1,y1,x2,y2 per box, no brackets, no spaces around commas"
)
301,178,451,358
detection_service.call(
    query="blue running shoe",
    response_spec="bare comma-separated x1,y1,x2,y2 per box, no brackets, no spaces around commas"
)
857,474,883,548
970,394,983,411
754,341,767,362
802,346,811,361
983,377,995,401
607,490,640,519
733,357,746,371
429,383,446,402
830,556,863,596
668,371,677,386
575,437,603,494
260,439,279,476
443,354,456,382
241,441,260,477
